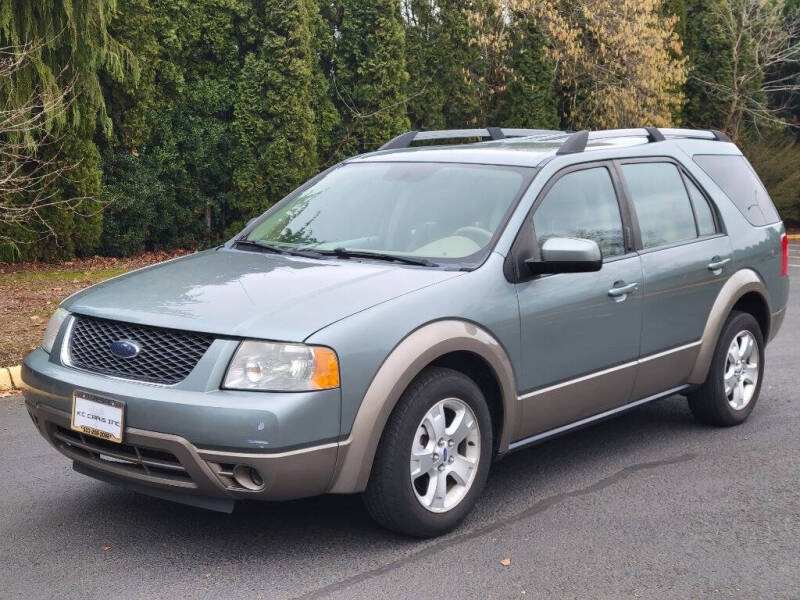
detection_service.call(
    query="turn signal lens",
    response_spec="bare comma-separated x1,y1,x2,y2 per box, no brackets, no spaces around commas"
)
781,233,788,277
312,347,340,390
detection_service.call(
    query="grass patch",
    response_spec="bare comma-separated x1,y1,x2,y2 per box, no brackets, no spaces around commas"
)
4,267,130,284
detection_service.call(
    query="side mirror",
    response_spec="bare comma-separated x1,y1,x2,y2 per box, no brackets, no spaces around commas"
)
525,237,602,275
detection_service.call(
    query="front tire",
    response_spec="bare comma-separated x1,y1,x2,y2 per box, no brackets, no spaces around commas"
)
688,310,764,426
363,366,493,537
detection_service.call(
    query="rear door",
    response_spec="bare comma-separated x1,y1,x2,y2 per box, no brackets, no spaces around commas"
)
616,158,732,399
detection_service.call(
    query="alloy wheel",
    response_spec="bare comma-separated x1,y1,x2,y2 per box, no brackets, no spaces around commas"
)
724,330,759,411
409,398,481,513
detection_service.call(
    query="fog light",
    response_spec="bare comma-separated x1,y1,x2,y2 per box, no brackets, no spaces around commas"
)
232,464,265,491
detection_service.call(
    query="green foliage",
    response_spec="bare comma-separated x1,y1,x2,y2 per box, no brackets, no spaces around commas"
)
495,12,559,129
331,0,410,156
230,0,324,230
0,0,136,138
103,0,161,149
683,0,733,127
0,0,134,260
433,1,483,128
683,0,764,137
5,0,800,260
308,1,342,163
403,0,448,130
99,152,161,256
100,0,243,248
664,0,687,42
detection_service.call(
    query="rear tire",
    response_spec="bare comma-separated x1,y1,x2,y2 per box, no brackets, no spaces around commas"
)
688,310,764,427
363,366,493,538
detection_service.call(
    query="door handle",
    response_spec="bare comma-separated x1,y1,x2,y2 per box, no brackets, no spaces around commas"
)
608,281,638,299
707,257,731,272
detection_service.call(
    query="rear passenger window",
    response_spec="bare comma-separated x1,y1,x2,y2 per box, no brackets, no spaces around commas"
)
684,176,717,236
533,167,625,258
693,154,780,226
621,162,697,249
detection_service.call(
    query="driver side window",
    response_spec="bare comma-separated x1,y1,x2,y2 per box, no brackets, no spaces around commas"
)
533,167,625,258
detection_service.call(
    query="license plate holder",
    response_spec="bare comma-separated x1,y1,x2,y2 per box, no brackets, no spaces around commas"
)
70,391,125,444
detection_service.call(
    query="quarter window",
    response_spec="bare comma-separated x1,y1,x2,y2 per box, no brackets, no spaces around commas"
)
621,162,697,249
684,176,717,236
533,167,625,258
693,154,780,226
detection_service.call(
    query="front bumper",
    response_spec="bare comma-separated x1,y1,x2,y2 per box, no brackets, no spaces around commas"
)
21,347,343,505
24,401,338,506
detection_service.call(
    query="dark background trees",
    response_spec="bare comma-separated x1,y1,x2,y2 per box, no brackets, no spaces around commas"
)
2,0,800,261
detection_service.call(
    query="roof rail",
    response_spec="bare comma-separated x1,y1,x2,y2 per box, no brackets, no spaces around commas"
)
378,127,565,150
555,127,734,156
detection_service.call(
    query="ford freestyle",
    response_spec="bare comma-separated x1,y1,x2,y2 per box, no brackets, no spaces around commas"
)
22,127,789,537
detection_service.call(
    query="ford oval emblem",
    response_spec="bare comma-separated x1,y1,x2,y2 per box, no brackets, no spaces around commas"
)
109,339,141,359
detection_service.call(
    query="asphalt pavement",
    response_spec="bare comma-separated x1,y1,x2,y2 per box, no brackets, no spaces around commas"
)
1,248,799,599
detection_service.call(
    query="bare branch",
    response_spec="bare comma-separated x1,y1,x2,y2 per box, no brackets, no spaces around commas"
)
0,42,101,252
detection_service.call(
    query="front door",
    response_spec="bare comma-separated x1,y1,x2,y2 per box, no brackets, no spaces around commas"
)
515,164,643,438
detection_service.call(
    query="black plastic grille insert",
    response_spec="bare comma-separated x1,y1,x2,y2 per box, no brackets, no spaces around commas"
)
68,316,214,384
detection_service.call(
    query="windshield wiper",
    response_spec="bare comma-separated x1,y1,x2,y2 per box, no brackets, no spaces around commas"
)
234,239,324,259
315,247,438,267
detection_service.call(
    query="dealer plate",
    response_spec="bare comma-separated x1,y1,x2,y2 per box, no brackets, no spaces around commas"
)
70,391,125,444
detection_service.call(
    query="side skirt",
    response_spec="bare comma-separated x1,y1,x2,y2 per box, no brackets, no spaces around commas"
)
506,384,690,453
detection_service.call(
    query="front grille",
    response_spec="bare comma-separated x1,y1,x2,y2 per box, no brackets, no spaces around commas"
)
53,426,192,483
68,316,214,384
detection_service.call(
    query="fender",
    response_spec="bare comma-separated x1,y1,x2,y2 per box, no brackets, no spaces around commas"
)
687,268,771,384
328,320,518,494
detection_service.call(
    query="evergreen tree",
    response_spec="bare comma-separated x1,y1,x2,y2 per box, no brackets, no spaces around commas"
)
403,0,500,130
403,0,448,130
103,0,160,151
436,0,483,127
230,0,322,229
100,0,244,254
308,0,342,164
0,0,134,259
664,0,687,42
495,11,559,129
331,0,410,156
683,0,735,128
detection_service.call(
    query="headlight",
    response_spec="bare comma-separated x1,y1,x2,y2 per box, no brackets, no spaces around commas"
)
223,341,339,391
42,307,70,354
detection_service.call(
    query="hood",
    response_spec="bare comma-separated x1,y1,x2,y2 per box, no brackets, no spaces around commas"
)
62,248,462,341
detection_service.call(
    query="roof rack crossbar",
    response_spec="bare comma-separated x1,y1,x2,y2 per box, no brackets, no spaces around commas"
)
556,130,589,155
644,127,665,142
711,129,733,143
378,127,565,150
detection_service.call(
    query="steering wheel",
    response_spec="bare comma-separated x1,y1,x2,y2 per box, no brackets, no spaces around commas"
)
452,226,493,247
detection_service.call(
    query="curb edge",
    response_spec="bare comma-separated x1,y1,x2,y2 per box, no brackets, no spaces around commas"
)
0,366,21,391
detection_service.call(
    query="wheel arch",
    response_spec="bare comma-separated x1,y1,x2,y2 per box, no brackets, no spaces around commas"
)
430,351,505,455
688,269,772,384
328,320,519,494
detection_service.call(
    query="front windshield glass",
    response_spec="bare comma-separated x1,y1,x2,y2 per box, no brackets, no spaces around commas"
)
245,162,528,262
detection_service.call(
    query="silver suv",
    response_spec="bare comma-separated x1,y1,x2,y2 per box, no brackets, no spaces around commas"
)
22,127,789,537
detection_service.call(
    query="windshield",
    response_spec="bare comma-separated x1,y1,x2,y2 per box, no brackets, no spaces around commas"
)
245,162,529,264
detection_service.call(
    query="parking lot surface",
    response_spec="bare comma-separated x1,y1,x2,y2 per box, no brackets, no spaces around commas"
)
1,247,799,599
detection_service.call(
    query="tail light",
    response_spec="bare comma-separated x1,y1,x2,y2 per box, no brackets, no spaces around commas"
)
781,233,788,277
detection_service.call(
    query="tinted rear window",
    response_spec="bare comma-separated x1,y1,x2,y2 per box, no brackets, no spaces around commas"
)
693,155,780,226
